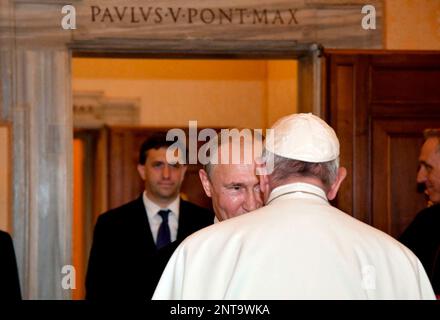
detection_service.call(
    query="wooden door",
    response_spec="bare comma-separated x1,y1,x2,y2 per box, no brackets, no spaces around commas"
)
324,51,440,238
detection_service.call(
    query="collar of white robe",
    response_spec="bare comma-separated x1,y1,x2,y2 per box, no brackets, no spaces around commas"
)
267,182,328,205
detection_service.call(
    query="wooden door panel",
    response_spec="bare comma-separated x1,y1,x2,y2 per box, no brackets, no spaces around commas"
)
370,69,440,104
327,54,370,224
325,51,440,237
372,119,439,237
332,64,354,217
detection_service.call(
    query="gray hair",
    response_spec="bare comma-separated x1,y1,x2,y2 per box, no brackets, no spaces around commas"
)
204,129,264,179
265,150,339,191
424,128,440,153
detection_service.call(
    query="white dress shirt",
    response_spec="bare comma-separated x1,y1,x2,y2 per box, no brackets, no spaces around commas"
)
143,191,180,243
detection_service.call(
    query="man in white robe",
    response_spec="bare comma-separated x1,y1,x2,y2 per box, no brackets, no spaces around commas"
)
153,113,435,299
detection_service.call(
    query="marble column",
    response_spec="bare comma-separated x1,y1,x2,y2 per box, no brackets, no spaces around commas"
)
14,49,72,299
0,0,73,299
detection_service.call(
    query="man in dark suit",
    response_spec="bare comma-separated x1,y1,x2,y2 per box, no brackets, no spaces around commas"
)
85,132,214,300
400,128,440,297
0,230,21,300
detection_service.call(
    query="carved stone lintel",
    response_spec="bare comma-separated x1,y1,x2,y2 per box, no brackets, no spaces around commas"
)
73,91,140,128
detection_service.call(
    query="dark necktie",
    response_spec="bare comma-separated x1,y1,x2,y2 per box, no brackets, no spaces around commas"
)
156,209,171,249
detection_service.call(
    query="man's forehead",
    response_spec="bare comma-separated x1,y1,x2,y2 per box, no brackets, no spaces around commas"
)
147,147,185,162
422,138,440,154
212,164,257,181
215,138,261,162
420,138,440,162
146,149,170,165
147,147,167,157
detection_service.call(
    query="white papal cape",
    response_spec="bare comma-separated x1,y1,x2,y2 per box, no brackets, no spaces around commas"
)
153,183,435,299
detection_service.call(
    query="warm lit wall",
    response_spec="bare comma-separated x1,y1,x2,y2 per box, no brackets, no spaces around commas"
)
73,139,85,299
266,60,298,127
386,0,440,50
73,59,276,129
0,126,10,233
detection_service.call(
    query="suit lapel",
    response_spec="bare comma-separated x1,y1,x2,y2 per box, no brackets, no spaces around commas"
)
176,200,190,241
132,195,156,252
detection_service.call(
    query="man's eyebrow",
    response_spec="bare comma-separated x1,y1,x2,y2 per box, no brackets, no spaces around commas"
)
419,160,432,168
225,182,245,187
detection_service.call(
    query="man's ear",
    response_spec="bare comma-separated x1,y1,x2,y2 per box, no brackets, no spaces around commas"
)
198,169,212,198
259,173,271,204
327,167,347,201
256,161,271,203
137,164,146,181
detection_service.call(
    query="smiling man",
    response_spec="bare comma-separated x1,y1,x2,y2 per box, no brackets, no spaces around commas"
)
85,132,214,300
400,128,440,296
198,131,264,222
